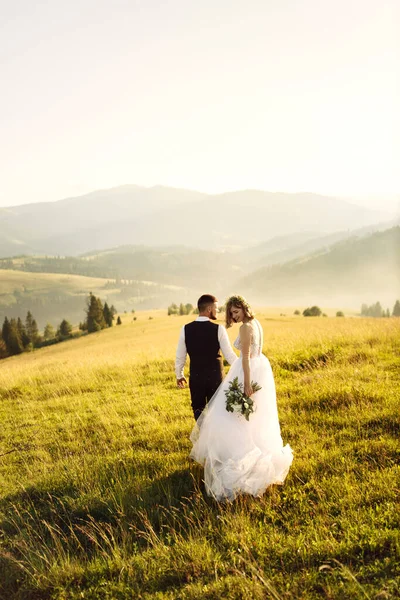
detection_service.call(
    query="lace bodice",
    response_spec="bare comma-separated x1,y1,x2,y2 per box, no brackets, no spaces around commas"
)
233,319,264,357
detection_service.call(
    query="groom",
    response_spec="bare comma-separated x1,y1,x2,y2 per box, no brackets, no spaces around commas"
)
175,294,237,420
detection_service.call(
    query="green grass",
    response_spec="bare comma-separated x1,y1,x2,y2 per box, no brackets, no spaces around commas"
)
0,313,399,599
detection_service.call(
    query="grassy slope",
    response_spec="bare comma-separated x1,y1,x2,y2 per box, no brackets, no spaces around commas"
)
0,249,239,296
0,312,399,599
0,270,180,326
0,269,117,303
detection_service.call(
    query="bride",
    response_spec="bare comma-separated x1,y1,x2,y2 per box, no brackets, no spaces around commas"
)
190,295,293,501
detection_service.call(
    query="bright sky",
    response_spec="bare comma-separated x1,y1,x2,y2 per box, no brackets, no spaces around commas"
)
1,0,399,209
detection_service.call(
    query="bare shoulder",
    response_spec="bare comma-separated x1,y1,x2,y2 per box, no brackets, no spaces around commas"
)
239,322,252,336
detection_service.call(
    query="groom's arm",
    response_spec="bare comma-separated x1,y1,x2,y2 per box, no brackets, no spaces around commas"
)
175,326,188,386
218,325,238,365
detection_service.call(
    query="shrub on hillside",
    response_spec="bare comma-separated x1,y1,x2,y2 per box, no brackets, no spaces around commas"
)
303,306,322,317
43,323,56,340
168,303,194,316
168,303,179,315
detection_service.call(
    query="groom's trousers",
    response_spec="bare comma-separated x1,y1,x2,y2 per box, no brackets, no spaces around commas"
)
189,368,222,421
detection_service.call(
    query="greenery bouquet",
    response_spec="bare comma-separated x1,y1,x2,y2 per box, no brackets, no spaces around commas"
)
224,376,261,421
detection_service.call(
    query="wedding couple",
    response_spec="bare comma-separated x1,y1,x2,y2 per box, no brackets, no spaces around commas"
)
175,294,293,502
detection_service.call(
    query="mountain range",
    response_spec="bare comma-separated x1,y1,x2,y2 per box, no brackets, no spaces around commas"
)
0,186,399,323
0,185,396,257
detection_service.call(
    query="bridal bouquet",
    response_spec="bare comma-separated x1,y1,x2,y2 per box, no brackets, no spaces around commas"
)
225,377,261,421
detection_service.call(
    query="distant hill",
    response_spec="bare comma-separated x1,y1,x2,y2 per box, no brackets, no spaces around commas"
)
0,185,394,257
80,245,244,288
1,226,399,326
0,269,189,329
0,242,242,328
0,186,205,257
238,227,400,308
0,245,243,291
243,219,399,269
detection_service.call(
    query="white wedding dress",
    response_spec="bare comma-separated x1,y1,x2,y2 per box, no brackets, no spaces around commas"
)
190,319,293,501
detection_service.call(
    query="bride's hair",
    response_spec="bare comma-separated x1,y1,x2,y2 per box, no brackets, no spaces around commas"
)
225,295,254,328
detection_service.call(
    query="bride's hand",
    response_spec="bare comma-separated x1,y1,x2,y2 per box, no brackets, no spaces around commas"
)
244,383,253,398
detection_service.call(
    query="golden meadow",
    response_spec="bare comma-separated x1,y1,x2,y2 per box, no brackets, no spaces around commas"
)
0,310,399,599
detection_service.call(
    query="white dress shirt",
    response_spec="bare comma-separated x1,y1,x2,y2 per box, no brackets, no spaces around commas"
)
175,316,238,379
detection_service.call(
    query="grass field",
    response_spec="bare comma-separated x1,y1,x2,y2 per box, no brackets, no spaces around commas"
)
0,311,399,599
0,269,116,298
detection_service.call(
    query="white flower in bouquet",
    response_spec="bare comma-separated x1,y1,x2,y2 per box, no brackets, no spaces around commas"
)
224,377,261,421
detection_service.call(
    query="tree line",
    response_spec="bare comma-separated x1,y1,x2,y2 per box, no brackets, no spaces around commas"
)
0,256,116,280
0,294,119,359
167,303,195,315
79,294,117,332
294,301,400,318
168,300,400,319
361,300,400,318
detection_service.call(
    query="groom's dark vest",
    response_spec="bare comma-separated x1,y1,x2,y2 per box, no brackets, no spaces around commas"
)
184,321,224,377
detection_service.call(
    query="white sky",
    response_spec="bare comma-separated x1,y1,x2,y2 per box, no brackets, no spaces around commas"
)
0,0,399,209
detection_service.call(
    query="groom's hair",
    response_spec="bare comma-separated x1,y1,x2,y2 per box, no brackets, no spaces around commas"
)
197,294,218,312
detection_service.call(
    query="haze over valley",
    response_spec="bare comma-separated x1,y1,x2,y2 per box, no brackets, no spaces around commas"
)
0,185,399,327
0,185,397,257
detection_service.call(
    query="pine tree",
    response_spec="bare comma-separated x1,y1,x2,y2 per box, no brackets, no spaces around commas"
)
7,318,24,355
43,323,55,340
30,318,39,345
116,316,122,325
393,300,400,317
86,293,106,333
103,302,113,327
26,311,40,346
57,319,73,339
2,317,11,350
96,297,106,328
110,305,117,317
371,302,383,318
17,317,30,349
